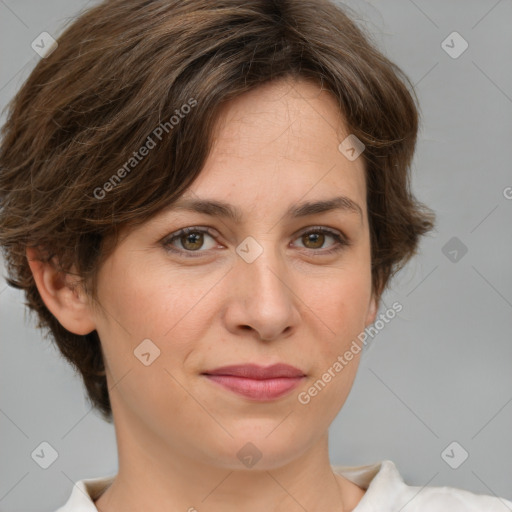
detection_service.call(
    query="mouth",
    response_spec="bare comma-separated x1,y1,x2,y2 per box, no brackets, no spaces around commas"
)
201,363,306,401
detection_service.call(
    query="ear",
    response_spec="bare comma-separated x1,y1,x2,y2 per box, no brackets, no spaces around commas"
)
26,247,96,335
365,291,379,327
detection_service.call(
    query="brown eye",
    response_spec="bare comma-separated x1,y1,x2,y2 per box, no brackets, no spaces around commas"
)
180,231,204,251
293,227,349,255
163,227,218,256
301,232,325,249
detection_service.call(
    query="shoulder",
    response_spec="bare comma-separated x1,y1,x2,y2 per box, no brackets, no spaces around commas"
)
398,482,512,511
333,460,512,512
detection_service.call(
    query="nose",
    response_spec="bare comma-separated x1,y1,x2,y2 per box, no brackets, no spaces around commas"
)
222,240,300,342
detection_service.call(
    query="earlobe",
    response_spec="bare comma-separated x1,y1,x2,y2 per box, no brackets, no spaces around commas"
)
26,247,97,335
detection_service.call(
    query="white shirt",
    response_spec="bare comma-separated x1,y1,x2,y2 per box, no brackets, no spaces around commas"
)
55,459,512,511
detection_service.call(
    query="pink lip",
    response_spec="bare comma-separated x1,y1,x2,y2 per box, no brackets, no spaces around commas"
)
202,364,306,401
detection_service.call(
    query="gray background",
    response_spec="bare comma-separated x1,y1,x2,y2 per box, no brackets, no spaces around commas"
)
1,0,511,510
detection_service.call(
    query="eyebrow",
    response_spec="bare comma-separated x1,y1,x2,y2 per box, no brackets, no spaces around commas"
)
167,195,363,223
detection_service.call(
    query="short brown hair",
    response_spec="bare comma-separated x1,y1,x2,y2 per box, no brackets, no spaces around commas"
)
0,0,435,422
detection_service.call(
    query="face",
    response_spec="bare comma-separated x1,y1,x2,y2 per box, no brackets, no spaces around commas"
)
89,77,377,470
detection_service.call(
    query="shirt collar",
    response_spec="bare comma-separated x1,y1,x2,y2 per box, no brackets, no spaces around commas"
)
56,474,115,512
332,459,407,511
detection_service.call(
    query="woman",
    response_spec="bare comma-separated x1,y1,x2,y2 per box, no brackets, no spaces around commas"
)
0,0,510,511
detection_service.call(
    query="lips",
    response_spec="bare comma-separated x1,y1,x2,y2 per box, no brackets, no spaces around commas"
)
202,364,306,401
203,363,305,379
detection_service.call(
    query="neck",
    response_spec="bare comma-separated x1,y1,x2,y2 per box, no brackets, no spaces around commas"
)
94,404,364,512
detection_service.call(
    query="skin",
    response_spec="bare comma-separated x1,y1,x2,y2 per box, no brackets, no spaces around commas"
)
27,77,379,512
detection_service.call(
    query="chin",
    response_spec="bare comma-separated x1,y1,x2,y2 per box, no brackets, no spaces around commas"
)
198,425,315,471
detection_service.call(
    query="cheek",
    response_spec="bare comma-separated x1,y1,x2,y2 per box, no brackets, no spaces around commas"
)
93,255,221,369
92,259,215,429
306,259,372,345
296,269,370,424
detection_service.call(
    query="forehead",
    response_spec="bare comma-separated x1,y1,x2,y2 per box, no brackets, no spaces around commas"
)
180,77,367,219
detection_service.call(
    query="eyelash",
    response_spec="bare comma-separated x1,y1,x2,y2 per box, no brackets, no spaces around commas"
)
161,226,350,258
